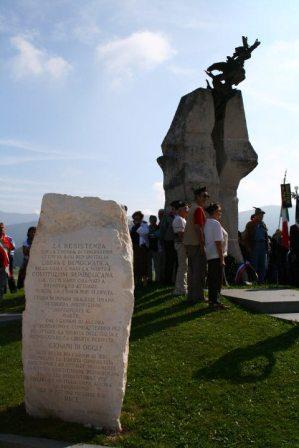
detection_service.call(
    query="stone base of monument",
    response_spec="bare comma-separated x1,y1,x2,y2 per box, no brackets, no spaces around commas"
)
223,288,299,321
22,194,134,432
0,433,110,448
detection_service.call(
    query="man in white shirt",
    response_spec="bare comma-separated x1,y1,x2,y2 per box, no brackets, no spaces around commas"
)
172,201,189,296
204,203,228,309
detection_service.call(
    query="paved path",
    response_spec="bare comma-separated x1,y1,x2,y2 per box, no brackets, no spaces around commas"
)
222,288,299,322
0,434,109,448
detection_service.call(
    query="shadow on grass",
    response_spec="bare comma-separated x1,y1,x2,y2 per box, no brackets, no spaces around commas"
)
133,297,194,326
0,292,25,313
0,320,22,346
0,403,98,443
134,290,174,313
131,285,215,341
196,325,299,384
131,306,214,341
134,284,172,303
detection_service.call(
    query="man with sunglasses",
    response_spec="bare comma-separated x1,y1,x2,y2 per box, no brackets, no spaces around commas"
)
184,187,209,303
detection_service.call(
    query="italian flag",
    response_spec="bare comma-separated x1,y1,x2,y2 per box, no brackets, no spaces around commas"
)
0,242,9,273
281,207,289,249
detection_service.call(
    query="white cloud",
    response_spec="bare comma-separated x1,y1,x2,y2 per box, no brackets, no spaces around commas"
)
0,138,61,155
45,56,72,79
52,13,101,45
73,22,101,44
0,138,103,166
97,30,176,81
10,35,72,80
168,64,197,77
153,181,164,203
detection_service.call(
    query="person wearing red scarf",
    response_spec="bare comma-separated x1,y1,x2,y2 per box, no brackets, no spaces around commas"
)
0,239,9,300
0,222,16,293
0,223,15,253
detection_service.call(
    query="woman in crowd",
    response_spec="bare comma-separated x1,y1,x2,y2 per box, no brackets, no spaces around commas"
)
0,222,16,293
130,211,149,287
0,239,9,300
268,229,288,284
172,201,188,296
148,215,160,283
204,203,228,310
17,226,36,289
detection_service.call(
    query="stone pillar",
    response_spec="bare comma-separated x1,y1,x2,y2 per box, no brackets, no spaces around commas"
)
23,194,134,431
218,92,258,260
157,88,219,206
157,88,257,262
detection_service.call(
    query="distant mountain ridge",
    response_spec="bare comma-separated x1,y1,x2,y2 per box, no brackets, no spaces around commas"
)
0,210,38,225
6,221,39,248
239,205,296,235
2,205,297,267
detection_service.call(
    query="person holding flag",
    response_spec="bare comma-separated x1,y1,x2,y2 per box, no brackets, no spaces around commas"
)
290,190,299,286
280,180,291,251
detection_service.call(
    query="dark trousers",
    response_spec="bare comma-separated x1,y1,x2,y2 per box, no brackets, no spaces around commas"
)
0,268,7,300
250,242,267,283
164,240,177,284
207,258,223,304
185,245,207,302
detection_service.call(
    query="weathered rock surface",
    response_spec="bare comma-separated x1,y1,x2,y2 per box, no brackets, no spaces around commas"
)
158,88,219,204
218,91,257,261
23,194,134,431
158,88,257,261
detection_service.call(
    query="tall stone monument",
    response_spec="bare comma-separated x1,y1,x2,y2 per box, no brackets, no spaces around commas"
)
158,37,260,261
23,194,134,431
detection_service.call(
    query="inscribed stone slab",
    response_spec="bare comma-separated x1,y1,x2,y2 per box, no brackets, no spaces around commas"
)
23,194,134,431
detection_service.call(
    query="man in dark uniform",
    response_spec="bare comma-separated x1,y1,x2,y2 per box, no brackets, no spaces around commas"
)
290,221,299,286
243,208,269,283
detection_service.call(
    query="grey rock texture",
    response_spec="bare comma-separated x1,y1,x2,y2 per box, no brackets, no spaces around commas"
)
223,288,299,314
0,433,110,448
158,88,257,261
158,88,219,205
23,194,134,431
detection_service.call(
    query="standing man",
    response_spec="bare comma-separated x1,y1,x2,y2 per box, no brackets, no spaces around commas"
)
159,202,178,285
290,221,299,286
147,215,160,283
243,208,269,283
184,187,209,303
172,201,189,296
157,209,165,283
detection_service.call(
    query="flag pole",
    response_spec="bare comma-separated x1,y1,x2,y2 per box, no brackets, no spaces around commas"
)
278,170,287,230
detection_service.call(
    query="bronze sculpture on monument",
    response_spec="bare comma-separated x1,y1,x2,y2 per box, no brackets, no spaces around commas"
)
157,37,260,262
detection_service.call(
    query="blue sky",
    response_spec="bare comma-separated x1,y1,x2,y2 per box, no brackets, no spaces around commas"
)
1,0,299,216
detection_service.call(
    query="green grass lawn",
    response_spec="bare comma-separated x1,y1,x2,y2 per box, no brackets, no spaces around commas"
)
0,286,298,447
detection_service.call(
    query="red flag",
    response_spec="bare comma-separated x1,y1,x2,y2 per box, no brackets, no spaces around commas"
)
0,242,9,271
281,207,289,249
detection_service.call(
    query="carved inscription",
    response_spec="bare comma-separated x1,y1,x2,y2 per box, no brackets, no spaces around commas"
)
23,195,134,430
25,239,125,406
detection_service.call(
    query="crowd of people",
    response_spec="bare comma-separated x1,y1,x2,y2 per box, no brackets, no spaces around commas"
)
0,223,36,300
129,187,299,307
239,208,299,286
129,187,228,310
1,192,298,303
